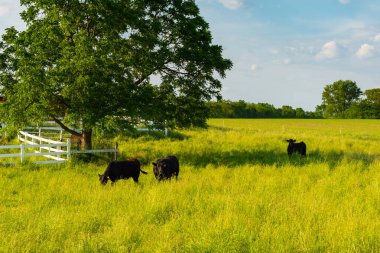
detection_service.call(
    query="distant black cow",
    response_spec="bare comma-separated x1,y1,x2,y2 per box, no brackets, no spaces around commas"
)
286,139,307,156
98,159,147,185
152,155,179,181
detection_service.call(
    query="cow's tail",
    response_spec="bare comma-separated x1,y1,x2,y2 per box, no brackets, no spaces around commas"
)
140,169,148,175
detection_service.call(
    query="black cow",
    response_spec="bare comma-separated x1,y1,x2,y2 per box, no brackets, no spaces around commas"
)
286,139,307,156
98,159,147,185
152,155,179,181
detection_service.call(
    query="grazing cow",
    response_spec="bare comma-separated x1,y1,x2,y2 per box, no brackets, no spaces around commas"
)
152,155,179,181
98,159,147,185
286,139,307,156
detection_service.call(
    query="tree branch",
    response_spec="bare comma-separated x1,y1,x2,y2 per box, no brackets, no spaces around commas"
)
162,66,190,76
133,68,158,86
52,92,71,109
52,116,81,136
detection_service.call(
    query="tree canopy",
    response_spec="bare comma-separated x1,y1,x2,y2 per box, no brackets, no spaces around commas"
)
364,88,380,108
350,88,380,119
0,0,232,148
206,100,321,119
321,80,362,118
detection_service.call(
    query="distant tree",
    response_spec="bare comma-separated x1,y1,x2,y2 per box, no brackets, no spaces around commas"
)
206,100,236,118
280,105,295,118
0,0,232,148
232,100,248,118
295,108,306,118
206,100,318,119
364,88,380,107
206,101,223,118
305,111,320,119
321,80,362,118
342,102,361,118
314,104,325,118
343,100,377,119
221,100,236,118
364,88,380,118
355,88,380,119
257,103,279,118
245,103,257,118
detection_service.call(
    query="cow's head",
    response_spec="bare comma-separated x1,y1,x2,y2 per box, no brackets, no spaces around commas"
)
98,174,109,185
152,161,166,181
286,139,296,144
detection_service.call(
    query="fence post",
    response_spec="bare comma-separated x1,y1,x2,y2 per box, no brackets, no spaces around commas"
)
20,144,24,163
57,142,61,159
114,142,118,160
67,138,71,160
164,120,168,137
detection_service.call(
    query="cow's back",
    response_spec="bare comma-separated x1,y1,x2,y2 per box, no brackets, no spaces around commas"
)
163,156,179,176
299,142,307,155
168,155,179,170
107,159,140,181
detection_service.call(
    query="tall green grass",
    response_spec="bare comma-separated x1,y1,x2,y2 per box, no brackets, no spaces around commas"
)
0,119,379,252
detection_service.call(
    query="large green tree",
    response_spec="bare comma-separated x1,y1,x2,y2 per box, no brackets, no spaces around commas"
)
0,0,232,148
321,80,362,118
362,88,380,118
364,88,380,107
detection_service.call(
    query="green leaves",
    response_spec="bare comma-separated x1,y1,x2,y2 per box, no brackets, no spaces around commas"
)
322,80,362,118
0,0,232,141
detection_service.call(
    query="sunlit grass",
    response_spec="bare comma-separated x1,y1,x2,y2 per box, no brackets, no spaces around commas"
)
0,119,379,252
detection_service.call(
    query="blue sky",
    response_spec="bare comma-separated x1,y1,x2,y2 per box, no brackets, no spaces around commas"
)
196,0,380,110
1,0,380,110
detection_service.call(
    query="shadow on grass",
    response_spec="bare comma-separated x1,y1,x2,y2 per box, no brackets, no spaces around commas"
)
207,125,234,132
177,149,377,170
123,130,189,141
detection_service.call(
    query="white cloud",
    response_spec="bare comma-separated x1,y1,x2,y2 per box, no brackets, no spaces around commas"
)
273,58,292,65
250,64,258,72
218,0,243,10
339,0,350,4
356,44,375,59
373,34,380,42
316,41,338,60
0,5,10,16
270,49,279,55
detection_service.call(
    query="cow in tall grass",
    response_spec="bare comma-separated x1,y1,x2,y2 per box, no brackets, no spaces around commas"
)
99,159,147,185
286,139,306,156
152,155,179,181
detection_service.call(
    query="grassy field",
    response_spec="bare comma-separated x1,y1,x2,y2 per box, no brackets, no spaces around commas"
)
0,119,379,252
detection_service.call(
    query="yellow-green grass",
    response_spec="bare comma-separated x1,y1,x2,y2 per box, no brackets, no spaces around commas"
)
0,119,379,252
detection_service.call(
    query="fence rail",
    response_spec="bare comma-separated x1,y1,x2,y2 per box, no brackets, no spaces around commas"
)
0,131,118,165
0,142,69,164
1,122,165,165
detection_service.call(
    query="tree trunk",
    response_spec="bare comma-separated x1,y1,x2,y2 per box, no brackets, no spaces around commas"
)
81,129,92,150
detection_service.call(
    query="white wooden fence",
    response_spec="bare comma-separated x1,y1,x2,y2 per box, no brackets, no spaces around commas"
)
0,130,118,165
0,121,166,166
18,130,70,163
0,143,68,165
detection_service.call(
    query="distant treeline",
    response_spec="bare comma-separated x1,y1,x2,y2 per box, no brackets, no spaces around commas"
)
206,100,322,119
206,83,380,119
